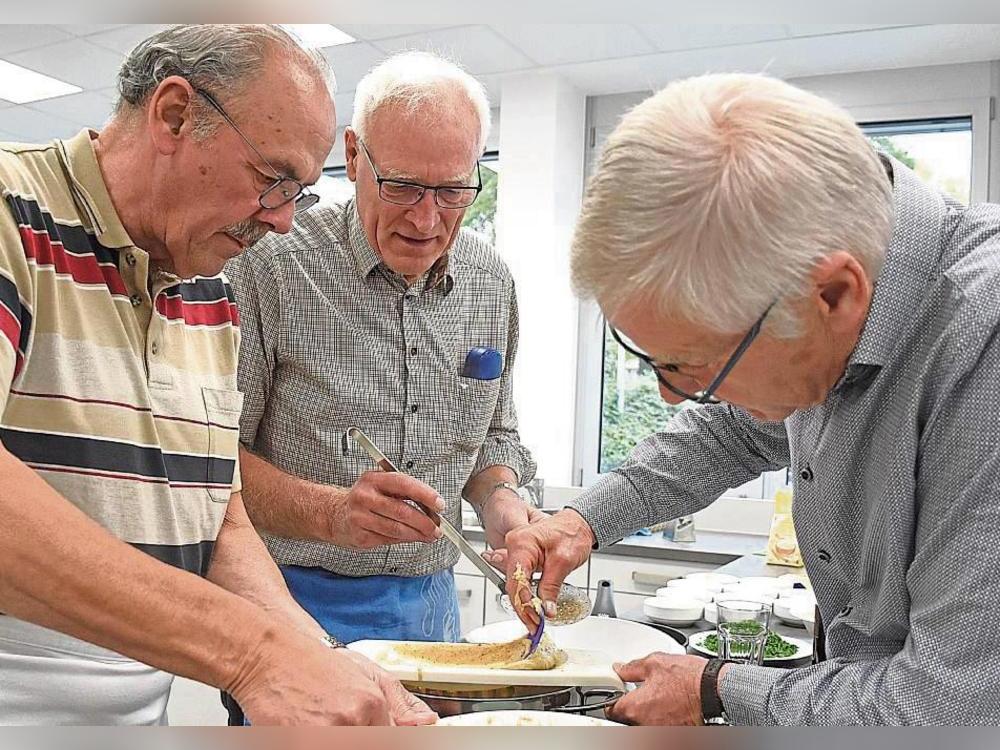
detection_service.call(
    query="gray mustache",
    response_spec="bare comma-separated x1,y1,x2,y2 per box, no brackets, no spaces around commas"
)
223,219,270,248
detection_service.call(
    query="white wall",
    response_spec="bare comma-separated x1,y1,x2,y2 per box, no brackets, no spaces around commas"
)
496,73,587,485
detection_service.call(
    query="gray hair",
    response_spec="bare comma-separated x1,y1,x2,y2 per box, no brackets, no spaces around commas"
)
115,24,335,138
571,73,894,338
352,50,491,155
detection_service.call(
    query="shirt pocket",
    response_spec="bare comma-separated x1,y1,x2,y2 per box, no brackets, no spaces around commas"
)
449,375,502,455
202,387,244,502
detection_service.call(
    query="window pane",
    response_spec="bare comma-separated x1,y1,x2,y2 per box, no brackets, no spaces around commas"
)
461,157,499,245
862,117,972,204
599,324,683,473
313,171,355,206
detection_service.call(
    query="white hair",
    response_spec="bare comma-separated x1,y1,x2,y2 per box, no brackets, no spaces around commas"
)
571,73,894,338
351,50,491,155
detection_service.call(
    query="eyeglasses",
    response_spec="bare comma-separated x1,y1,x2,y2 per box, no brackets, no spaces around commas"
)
608,302,775,405
357,139,482,209
194,87,319,214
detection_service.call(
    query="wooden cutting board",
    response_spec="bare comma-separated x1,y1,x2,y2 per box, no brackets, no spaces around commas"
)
348,639,625,689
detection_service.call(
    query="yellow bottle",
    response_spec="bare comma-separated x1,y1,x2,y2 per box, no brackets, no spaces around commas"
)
766,487,804,567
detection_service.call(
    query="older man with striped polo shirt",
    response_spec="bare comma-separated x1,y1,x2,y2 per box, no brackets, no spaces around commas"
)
0,25,434,726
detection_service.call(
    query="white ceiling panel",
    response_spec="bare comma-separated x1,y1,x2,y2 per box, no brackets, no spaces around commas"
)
84,24,172,55
784,25,904,37
336,24,462,41
493,24,655,66
0,24,74,56
374,25,536,75
0,106,80,143
5,38,127,89
322,41,388,93
636,24,788,51
55,24,127,37
27,91,116,127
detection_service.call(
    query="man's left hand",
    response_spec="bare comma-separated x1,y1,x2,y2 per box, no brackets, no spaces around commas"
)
478,489,547,551
606,653,708,726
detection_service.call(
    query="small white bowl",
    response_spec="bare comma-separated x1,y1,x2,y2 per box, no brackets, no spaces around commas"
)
657,582,715,602
684,572,739,589
777,588,816,603
643,595,704,627
788,601,816,636
777,573,812,590
737,576,792,591
719,585,779,603
773,599,808,627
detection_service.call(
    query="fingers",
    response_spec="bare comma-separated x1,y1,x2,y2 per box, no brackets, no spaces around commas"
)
482,547,508,572
380,675,439,726
605,688,641,725
363,499,441,542
613,655,653,683
535,554,574,618
364,472,445,514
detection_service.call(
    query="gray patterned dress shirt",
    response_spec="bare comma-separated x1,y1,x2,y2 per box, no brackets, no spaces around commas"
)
570,158,1000,725
227,199,535,578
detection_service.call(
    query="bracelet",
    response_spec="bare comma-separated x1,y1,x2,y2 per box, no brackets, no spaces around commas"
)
700,658,731,725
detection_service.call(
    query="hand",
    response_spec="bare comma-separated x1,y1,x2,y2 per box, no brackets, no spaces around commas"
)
231,629,438,725
482,508,595,630
478,489,547,551
606,653,707,726
326,472,446,550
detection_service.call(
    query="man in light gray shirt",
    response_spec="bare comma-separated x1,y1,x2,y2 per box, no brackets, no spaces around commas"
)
495,73,1000,725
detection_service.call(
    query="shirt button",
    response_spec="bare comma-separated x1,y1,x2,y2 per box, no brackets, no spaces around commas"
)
799,466,814,482
125,253,137,267
410,347,418,356
388,567,399,574
817,549,832,562
405,460,415,470
839,606,853,617
410,404,418,413
151,342,159,355
129,293,142,307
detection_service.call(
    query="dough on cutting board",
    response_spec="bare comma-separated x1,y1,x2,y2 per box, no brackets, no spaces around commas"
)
393,635,567,671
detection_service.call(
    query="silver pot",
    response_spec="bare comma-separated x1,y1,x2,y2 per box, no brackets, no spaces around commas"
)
405,682,623,718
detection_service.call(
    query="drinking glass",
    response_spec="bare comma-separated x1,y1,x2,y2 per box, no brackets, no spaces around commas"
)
715,599,772,664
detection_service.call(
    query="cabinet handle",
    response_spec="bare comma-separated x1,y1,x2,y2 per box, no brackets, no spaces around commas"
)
457,588,474,602
631,571,677,588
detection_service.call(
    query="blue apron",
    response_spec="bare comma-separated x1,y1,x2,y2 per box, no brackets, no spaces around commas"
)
280,565,461,644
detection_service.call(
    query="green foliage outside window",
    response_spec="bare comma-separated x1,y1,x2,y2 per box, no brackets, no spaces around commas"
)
461,161,499,245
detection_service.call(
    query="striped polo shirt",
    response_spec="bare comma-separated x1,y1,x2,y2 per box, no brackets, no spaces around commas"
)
0,129,243,577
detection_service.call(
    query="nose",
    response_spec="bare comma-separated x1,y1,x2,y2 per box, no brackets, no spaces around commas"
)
255,200,296,235
404,190,441,235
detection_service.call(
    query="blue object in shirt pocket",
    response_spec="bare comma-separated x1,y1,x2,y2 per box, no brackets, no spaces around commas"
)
460,346,503,380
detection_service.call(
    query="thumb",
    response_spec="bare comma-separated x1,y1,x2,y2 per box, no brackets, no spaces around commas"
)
614,657,651,683
381,676,439,726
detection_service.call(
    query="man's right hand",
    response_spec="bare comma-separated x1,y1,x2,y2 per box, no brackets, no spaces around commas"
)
483,508,596,630
326,472,445,549
231,629,438,725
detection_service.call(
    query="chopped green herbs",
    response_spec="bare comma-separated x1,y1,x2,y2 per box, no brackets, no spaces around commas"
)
701,631,800,660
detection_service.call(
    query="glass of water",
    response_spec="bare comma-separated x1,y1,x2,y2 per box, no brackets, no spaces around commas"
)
715,599,772,664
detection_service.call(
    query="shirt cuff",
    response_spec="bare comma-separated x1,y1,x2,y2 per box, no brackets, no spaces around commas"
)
473,435,537,486
718,663,784,726
567,471,657,548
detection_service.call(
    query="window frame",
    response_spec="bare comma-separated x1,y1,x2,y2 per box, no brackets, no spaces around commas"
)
572,96,993,495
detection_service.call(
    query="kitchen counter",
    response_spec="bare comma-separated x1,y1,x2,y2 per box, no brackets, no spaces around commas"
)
461,524,766,567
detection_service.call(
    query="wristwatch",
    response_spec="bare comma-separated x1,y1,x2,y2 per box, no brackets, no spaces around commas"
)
487,481,520,499
320,633,347,649
700,658,731,725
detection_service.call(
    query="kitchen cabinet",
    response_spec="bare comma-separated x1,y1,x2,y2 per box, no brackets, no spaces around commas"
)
588,553,716,598
455,573,486,635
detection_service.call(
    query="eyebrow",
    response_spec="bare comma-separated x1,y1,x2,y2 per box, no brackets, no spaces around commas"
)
382,168,477,186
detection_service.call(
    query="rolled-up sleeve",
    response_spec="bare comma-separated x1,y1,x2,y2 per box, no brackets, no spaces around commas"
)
473,280,536,484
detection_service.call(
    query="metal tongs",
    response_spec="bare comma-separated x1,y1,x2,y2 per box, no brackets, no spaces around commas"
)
347,426,546,657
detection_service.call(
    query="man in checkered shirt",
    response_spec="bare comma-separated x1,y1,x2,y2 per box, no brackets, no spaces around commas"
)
226,50,537,676
495,73,1000,725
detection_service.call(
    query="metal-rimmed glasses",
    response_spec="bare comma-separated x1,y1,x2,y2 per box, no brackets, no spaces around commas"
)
608,302,775,405
357,139,482,209
194,87,319,214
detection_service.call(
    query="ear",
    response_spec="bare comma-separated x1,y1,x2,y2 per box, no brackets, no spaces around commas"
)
344,128,359,183
146,76,198,156
809,251,873,335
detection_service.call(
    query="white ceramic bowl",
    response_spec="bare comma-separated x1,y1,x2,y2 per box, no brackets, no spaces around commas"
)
773,599,808,627
789,601,817,636
708,591,778,625
464,616,685,662
777,573,812,590
739,576,795,590
643,594,704,627
719,585,779,603
683,572,738,589
657,582,714,602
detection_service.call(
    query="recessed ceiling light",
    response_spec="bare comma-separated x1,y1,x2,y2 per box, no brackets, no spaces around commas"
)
0,60,82,104
281,24,356,49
